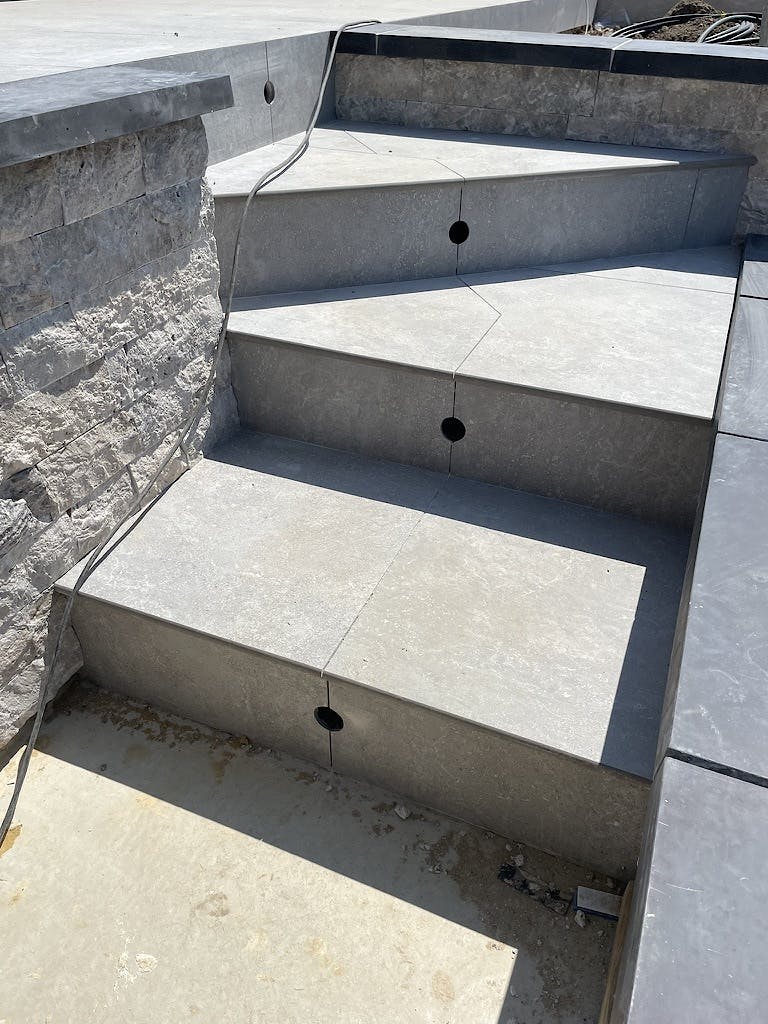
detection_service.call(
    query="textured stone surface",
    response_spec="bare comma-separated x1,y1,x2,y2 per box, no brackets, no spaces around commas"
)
0,156,63,244
57,134,144,223
0,117,233,748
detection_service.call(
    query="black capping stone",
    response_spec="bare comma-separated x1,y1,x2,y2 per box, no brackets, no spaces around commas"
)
719,296,768,443
375,26,617,70
0,66,234,169
339,23,768,84
611,38,768,84
740,235,768,300
339,27,380,55
657,433,768,784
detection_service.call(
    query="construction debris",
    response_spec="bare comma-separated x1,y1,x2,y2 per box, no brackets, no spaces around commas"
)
575,885,622,921
394,803,411,820
498,863,572,916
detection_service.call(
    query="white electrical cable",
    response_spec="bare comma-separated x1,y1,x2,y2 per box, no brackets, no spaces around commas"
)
0,17,380,848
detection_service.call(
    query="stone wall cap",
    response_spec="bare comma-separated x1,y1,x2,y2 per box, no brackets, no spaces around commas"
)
340,23,768,83
0,65,234,168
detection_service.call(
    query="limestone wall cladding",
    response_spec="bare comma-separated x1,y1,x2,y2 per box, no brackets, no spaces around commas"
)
0,116,238,746
335,54,768,236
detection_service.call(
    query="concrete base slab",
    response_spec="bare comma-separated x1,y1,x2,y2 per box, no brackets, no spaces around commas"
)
0,682,614,1024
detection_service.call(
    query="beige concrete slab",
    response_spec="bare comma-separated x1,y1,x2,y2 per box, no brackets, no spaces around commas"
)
230,277,499,372
0,682,614,1024
459,258,735,417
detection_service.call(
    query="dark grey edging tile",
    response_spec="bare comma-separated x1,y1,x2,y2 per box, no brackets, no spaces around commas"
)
718,295,768,443
740,235,768,300
339,25,768,85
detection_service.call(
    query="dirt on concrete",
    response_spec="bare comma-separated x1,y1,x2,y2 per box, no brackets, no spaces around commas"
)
567,1,762,45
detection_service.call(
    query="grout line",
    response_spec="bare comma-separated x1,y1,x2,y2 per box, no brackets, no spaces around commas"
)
452,306,502,377
668,747,768,791
718,427,768,445
680,167,700,248
319,481,443,677
448,378,457,474
264,42,275,144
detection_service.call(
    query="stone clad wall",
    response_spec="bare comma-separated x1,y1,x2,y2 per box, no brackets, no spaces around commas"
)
0,117,238,746
335,54,768,236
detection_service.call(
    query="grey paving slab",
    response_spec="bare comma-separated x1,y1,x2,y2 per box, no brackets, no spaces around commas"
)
265,32,330,142
613,758,768,1024
135,42,271,164
329,674,649,878
214,182,461,295
457,169,699,274
58,432,442,671
719,297,768,443
658,433,768,783
546,244,739,294
229,336,454,471
327,473,690,780
0,682,614,1024
683,165,750,249
740,234,768,299
340,121,749,179
207,139,461,197
459,265,733,418
453,378,711,525
71,595,330,766
229,277,498,372
0,67,234,168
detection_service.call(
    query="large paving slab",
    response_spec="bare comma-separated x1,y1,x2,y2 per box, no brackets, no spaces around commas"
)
658,432,768,783
613,758,768,1024
0,682,614,1024
459,256,735,417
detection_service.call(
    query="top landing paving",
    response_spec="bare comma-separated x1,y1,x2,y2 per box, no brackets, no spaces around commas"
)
0,0,526,85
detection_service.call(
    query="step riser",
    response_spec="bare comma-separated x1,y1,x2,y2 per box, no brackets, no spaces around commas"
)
230,335,711,525
215,164,747,296
70,594,645,878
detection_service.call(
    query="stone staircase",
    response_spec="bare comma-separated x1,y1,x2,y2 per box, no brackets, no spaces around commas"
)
57,121,744,878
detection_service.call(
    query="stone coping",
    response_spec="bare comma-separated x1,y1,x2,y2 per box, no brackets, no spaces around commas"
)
340,23,768,84
0,66,234,169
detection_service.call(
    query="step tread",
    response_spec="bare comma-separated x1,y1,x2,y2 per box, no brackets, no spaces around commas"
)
208,121,751,197
58,431,689,780
229,246,738,418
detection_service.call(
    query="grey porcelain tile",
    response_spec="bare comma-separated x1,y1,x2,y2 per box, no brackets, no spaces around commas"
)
229,277,498,373
613,759,768,1024
59,431,442,670
215,182,461,295
327,473,690,780
719,297,768,442
71,595,330,767
328,675,649,880
740,235,768,299
457,168,698,274
265,32,330,142
561,244,739,293
683,165,750,249
459,268,732,418
219,181,462,296
229,336,454,472
453,378,711,526
659,433,768,782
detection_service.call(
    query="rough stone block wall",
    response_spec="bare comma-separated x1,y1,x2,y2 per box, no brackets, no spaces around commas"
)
0,117,238,746
335,55,768,236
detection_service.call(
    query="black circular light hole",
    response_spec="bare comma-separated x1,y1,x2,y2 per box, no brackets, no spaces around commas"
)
441,416,466,443
264,80,276,104
314,706,344,732
449,220,469,245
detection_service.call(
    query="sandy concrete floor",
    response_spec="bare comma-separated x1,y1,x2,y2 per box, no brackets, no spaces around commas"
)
0,682,614,1024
